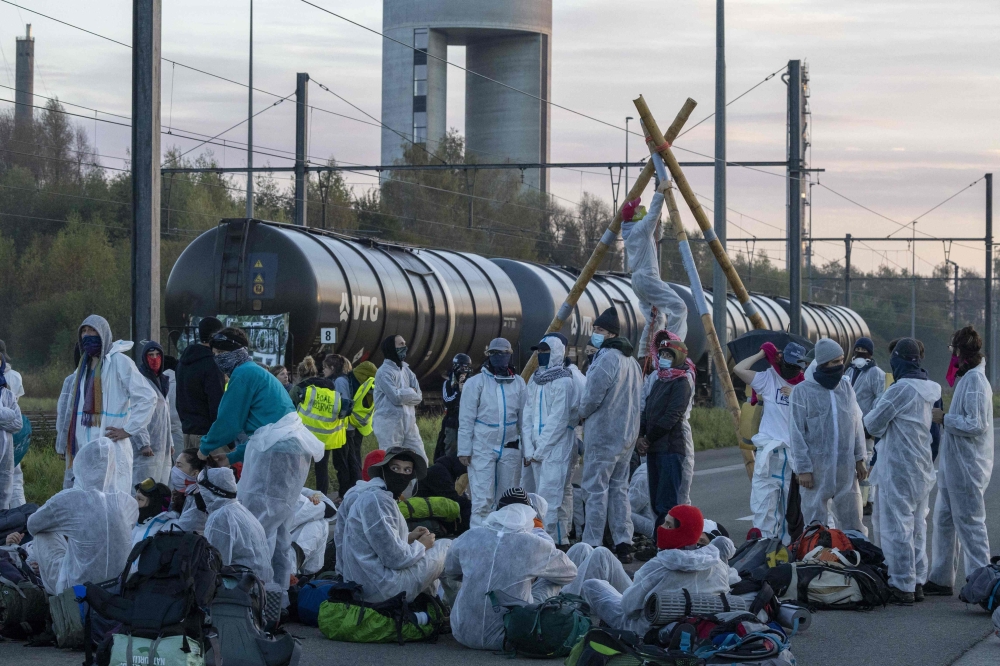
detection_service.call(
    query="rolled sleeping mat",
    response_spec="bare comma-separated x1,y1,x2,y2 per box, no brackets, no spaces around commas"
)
643,589,749,625
776,603,812,632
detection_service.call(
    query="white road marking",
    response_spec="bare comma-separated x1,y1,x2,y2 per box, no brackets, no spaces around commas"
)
736,515,755,522
692,462,746,477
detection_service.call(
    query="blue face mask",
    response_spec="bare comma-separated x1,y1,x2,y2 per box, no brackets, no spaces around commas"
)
81,335,102,357
658,357,672,370
590,333,605,348
489,353,511,372
537,352,551,368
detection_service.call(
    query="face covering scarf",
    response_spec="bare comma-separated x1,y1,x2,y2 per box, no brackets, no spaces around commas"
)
381,468,413,498
890,353,928,382
80,335,102,357
170,466,197,492
814,364,845,390
67,336,105,468
946,355,960,387
214,348,251,376
536,352,550,368
489,353,512,374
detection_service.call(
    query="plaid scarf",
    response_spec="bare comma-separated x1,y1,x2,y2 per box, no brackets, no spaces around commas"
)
649,329,696,382
66,354,103,466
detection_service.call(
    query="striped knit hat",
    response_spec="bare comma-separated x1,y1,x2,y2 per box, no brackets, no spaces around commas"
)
497,487,530,509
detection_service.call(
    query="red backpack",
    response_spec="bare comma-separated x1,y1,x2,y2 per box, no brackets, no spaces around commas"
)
791,524,854,561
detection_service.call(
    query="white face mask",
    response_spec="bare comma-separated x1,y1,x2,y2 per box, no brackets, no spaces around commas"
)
851,357,868,369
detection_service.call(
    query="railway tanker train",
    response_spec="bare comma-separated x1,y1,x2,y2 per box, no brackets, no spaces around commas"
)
164,219,870,400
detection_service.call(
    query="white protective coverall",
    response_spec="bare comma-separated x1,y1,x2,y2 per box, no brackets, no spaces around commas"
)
444,503,577,650
372,359,426,461
458,366,525,527
338,477,451,603
66,316,157,493
202,468,274,586
748,367,796,544
581,543,733,636
131,511,180,547
289,488,337,576
164,368,185,459
864,376,941,593
4,366,25,508
0,381,21,509
788,363,867,534
579,344,643,547
566,363,587,537
237,411,325,593
521,336,580,544
26,438,138,595
131,361,174,486
628,462,656,538
641,371,695,505
930,360,994,588
621,191,689,352
55,371,76,488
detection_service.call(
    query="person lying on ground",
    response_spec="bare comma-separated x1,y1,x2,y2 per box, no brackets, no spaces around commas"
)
337,447,451,603
580,504,733,636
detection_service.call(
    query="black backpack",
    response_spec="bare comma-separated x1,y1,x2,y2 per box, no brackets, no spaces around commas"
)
85,528,222,639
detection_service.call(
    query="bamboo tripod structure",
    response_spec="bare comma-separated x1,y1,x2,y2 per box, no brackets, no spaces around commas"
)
632,95,767,331
520,98,699,381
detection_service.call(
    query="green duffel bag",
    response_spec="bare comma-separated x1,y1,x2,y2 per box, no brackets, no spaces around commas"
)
489,591,591,659
317,581,447,645
397,496,460,522
49,585,86,649
107,633,204,666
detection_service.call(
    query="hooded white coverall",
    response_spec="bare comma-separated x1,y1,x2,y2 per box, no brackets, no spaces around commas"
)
522,337,581,544
621,191,689,352
27,438,138,595
864,377,941,593
338,476,451,603
579,345,643,547
929,360,994,588
458,366,525,527
202,468,273,586
372,358,426,461
164,368,185,459
2,366,25,508
628,462,656,537
788,363,867,534
131,372,174,487
0,381,21,509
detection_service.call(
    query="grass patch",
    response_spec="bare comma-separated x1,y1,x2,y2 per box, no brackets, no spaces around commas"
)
691,407,739,451
18,397,58,412
20,433,65,505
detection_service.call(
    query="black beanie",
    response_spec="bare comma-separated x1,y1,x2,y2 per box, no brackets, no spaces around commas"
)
593,307,621,336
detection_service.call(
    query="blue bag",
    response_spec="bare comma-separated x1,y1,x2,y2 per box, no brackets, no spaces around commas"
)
13,415,31,466
297,579,337,626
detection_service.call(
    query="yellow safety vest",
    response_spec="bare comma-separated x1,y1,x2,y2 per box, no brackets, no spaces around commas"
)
348,377,376,436
297,385,347,450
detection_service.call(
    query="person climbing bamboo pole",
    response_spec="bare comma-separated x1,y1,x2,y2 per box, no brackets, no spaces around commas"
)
520,98,699,381
632,95,767,331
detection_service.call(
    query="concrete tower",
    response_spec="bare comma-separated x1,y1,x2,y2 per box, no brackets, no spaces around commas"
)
381,0,552,192
15,24,34,134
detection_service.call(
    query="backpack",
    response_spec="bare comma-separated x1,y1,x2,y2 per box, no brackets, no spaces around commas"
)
12,414,31,466
85,528,222,640
203,567,301,666
49,585,88,649
959,557,1000,612
396,497,461,522
564,626,704,666
317,581,447,645
0,503,38,543
765,561,890,610
104,633,204,666
790,524,854,561
0,550,48,639
295,577,339,627
489,591,591,659
729,538,790,580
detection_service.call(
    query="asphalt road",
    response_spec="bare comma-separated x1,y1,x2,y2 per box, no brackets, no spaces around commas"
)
3,436,998,666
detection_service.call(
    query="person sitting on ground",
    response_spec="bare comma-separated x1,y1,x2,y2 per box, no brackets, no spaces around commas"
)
638,333,695,525
26,438,138,595
289,488,337,576
168,448,219,533
444,486,579,651
200,467,273,585
131,478,175,544
788,338,868,535
415,454,471,534
333,449,386,577
580,505,732,636
628,461,655,538
337,447,451,603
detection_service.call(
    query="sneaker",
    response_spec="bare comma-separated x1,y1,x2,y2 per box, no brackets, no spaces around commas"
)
746,527,763,541
614,542,634,565
923,581,954,596
914,584,924,602
888,586,914,606
863,502,873,516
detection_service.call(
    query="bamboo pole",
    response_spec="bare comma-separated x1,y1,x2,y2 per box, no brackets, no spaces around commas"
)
632,95,767,331
657,155,740,431
520,98,698,381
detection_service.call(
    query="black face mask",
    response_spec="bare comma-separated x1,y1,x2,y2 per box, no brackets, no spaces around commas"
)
814,364,845,390
381,468,413,498
779,361,802,380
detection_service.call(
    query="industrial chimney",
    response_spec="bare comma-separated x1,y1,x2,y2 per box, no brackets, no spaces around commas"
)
14,24,35,136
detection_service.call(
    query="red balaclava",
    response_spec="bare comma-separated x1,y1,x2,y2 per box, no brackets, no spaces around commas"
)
656,504,705,550
621,197,642,223
362,449,387,482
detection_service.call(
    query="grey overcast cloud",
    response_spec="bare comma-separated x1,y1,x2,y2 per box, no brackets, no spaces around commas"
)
1,0,996,271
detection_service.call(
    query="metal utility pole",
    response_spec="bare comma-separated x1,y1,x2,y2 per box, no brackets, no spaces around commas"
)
712,0,728,407
911,222,917,338
245,0,254,219
844,234,852,308
131,0,161,346
807,181,814,301
986,173,993,384
786,60,805,335
944,260,959,331
294,72,309,226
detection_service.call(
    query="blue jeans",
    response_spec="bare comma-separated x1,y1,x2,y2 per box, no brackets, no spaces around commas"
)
647,451,684,525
